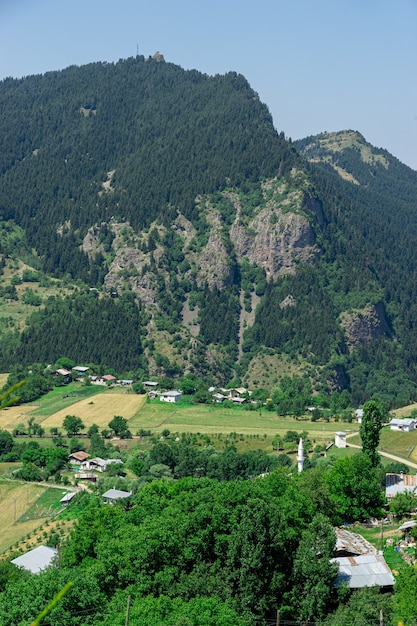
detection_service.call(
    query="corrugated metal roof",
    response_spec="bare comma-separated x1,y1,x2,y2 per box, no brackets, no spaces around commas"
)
398,520,417,532
386,473,417,499
335,528,377,556
60,492,76,503
102,488,132,500
330,554,395,588
11,546,58,574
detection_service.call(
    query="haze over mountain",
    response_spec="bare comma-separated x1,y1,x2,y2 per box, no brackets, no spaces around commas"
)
1,55,417,407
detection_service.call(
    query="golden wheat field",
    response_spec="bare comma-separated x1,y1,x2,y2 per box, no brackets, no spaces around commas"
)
39,393,146,429
0,405,34,430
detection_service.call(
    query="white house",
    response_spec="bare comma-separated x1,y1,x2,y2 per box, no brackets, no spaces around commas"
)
80,457,123,472
355,409,363,423
389,418,417,432
160,390,182,403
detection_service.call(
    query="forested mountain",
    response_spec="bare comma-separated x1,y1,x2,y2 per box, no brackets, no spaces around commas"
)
1,56,417,406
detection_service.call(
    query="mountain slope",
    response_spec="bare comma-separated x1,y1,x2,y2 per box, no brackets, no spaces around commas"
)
1,61,417,406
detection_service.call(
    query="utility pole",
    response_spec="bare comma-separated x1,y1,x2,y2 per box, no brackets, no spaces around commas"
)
276,609,280,626
125,594,131,626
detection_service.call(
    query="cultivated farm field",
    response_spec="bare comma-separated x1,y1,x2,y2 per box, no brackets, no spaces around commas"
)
39,392,147,429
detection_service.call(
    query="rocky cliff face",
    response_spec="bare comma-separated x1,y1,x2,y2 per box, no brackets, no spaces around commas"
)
85,176,322,356
340,303,390,352
230,175,320,280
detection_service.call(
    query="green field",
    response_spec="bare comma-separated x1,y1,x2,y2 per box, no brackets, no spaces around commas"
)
127,399,359,441
29,382,108,418
18,487,70,521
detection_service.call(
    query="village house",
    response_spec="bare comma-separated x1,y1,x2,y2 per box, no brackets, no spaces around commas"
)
355,409,363,423
72,365,90,376
68,451,89,465
389,418,417,432
80,457,123,473
52,368,72,383
91,374,117,386
160,390,182,403
331,528,395,590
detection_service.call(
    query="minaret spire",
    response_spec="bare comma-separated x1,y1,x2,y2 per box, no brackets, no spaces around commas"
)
297,438,304,473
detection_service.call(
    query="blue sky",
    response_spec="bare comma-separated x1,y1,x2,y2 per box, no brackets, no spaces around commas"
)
1,0,416,169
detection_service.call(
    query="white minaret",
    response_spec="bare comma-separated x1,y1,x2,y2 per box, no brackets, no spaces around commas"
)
297,438,304,473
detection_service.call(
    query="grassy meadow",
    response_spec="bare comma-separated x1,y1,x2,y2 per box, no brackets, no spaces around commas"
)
0,481,50,552
128,399,359,441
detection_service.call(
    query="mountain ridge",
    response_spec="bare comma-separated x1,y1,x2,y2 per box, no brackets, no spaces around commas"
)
1,58,417,406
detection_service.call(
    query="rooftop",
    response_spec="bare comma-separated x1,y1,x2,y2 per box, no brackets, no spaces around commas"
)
330,554,395,589
11,546,58,574
102,488,132,500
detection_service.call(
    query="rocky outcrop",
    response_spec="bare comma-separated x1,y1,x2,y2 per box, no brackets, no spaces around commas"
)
340,303,390,352
104,247,159,306
230,206,320,280
195,209,235,290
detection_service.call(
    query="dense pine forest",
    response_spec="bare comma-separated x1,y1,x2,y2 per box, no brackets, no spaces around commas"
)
1,56,417,406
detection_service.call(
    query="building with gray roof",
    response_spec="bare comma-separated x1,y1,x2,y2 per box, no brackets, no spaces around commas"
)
11,546,58,574
102,488,132,503
330,554,395,589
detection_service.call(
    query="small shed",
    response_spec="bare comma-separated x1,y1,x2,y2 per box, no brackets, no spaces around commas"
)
60,492,76,506
11,546,58,574
160,390,182,403
335,432,347,448
102,488,132,503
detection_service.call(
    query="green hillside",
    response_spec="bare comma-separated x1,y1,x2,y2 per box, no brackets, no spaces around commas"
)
1,59,417,406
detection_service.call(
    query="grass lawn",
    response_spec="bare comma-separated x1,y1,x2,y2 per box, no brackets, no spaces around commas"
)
18,487,70,521
378,427,417,463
